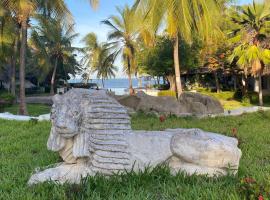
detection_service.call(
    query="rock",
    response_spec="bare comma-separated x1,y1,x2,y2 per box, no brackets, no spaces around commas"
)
28,89,241,185
179,92,224,115
116,91,224,117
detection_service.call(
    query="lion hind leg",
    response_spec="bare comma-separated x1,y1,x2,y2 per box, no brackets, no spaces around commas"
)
170,130,241,168
168,156,227,176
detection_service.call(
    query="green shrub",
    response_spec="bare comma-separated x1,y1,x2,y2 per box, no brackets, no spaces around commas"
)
0,92,15,106
153,84,170,90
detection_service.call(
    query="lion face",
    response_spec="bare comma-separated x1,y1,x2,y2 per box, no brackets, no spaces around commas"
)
51,94,82,138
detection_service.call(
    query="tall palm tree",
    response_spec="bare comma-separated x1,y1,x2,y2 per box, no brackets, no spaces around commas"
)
229,1,270,106
2,0,73,115
81,33,102,73
0,7,18,96
93,48,118,88
2,0,37,115
81,32,117,88
136,0,222,98
102,5,139,95
31,17,79,95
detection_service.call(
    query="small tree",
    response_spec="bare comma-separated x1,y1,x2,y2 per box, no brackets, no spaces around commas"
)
136,0,222,97
137,35,202,91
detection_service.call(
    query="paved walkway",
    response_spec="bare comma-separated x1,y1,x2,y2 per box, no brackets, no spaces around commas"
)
0,106,270,121
222,106,270,116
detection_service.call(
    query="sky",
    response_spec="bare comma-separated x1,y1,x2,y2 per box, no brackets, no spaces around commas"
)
65,0,253,78
66,0,133,78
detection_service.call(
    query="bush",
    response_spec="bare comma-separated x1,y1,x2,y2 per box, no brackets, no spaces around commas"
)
233,89,243,100
0,92,15,112
153,84,170,90
0,92,15,105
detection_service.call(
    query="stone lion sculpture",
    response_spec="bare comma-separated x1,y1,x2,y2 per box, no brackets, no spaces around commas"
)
28,89,242,184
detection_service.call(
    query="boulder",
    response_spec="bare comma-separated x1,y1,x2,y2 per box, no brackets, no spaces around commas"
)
116,91,224,116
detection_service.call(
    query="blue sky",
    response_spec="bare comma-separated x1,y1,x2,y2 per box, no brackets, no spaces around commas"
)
65,0,253,78
66,0,133,77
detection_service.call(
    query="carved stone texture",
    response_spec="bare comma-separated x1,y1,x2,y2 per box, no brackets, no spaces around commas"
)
28,89,241,185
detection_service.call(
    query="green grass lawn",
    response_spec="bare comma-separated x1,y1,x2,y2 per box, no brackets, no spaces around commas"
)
2,104,51,116
1,111,270,199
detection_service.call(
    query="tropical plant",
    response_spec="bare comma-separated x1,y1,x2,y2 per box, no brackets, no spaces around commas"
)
136,0,222,97
0,7,18,96
81,32,117,87
93,48,118,88
2,0,73,114
137,35,202,91
229,1,270,106
102,5,139,94
30,16,79,95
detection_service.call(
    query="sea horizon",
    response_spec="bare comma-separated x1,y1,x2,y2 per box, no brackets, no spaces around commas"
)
68,78,155,95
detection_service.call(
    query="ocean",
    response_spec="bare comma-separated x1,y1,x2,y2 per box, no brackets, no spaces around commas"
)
68,78,155,95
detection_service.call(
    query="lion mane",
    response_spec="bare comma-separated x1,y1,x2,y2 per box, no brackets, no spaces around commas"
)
47,89,132,175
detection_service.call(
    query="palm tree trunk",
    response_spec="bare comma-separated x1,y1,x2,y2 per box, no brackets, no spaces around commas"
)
214,71,220,93
11,36,18,96
50,58,58,95
157,77,160,85
233,74,237,91
19,20,28,115
102,79,105,88
242,69,248,96
167,75,176,92
127,57,134,95
173,35,182,98
258,72,263,106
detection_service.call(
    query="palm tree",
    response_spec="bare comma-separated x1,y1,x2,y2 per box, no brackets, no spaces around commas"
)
229,1,270,106
81,32,117,88
31,17,79,95
93,47,118,88
102,6,139,95
2,0,36,115
2,0,73,115
136,0,222,98
0,7,18,96
81,33,102,73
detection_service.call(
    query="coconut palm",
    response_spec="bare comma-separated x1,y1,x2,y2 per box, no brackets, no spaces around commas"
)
2,0,73,115
30,17,79,95
81,32,117,88
136,0,222,97
229,1,270,106
102,5,139,95
93,48,118,88
81,33,102,73
2,0,36,114
0,7,18,96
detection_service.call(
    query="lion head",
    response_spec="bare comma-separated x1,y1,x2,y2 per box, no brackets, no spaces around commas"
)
50,92,83,138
